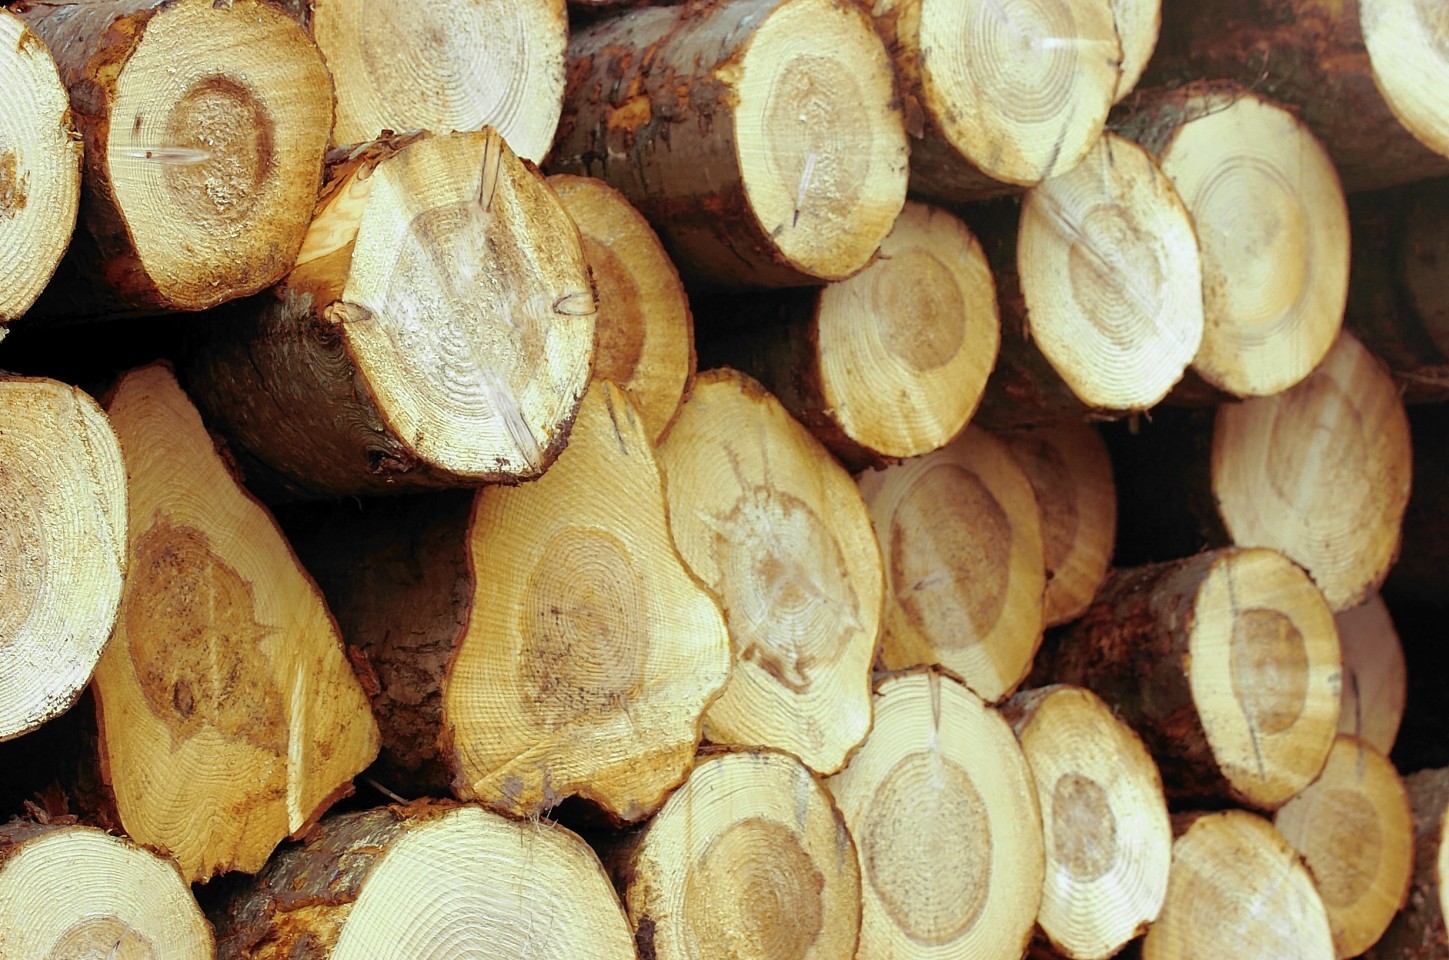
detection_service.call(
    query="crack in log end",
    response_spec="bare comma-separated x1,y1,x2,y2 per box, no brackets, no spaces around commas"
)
0,148,26,221
122,519,285,755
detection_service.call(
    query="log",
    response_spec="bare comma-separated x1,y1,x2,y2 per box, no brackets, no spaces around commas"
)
551,0,909,288
1213,332,1412,611
214,802,635,959
308,0,566,160
548,173,693,443
15,0,332,316
1143,810,1336,960
1036,547,1342,810
826,669,1044,959
1275,735,1415,958
183,129,596,499
656,368,882,775
96,363,380,882
699,201,1000,470
1147,0,1449,192
1337,595,1407,756
1112,82,1349,398
0,377,126,743
1002,685,1171,960
607,748,859,960
0,10,80,329
1110,0,1159,103
1346,179,1449,403
1000,422,1116,627
857,426,1045,704
1365,767,1449,960
868,0,1121,201
970,132,1204,428
0,819,211,957
284,380,731,820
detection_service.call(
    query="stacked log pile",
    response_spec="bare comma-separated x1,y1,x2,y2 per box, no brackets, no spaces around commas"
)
0,0,1447,957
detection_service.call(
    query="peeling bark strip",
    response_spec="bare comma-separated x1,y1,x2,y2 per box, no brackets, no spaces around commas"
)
184,129,596,499
551,0,909,289
0,820,212,958
1146,0,1449,192
285,382,730,822
0,10,80,326
15,0,332,317
96,364,379,883
1035,547,1341,811
214,804,634,960
0,377,126,744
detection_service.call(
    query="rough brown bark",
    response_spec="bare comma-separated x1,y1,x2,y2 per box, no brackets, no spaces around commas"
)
1364,768,1449,960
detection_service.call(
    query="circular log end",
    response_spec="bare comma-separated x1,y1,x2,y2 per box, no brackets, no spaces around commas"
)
1108,0,1159,102
1212,333,1412,611
817,201,1000,460
108,0,332,309
828,671,1044,960
1144,811,1335,960
1187,548,1342,810
1156,90,1348,397
859,427,1045,703
1335,595,1405,756
1009,684,1171,960
734,0,908,281
1362,0,1449,166
1275,736,1415,958
0,12,80,323
1019,132,1204,412
0,378,126,743
632,750,861,960
313,0,566,160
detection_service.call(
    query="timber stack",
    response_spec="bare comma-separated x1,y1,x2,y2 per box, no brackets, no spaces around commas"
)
0,0,1447,957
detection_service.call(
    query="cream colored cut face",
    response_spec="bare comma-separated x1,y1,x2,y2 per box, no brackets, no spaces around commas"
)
313,0,565,159
734,0,907,280
340,132,594,480
107,0,331,308
1021,134,1203,410
1161,95,1348,396
817,202,999,459
1335,596,1405,753
1186,549,1341,808
1361,0,1449,163
0,381,126,742
0,12,80,321
333,807,633,959
0,829,211,958
920,0,1121,185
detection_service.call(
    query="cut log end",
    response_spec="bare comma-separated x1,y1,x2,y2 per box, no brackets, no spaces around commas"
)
1336,595,1406,756
1187,548,1342,810
1147,88,1348,398
816,201,999,461
548,174,693,444
622,749,861,960
733,0,908,281
1144,811,1335,960
1109,0,1159,102
904,0,1121,198
100,0,331,310
1275,736,1414,959
1364,768,1449,960
1005,685,1171,960
0,378,126,743
1362,0,1449,165
98,364,379,882
311,0,566,160
828,671,1044,959
859,426,1045,704
1000,422,1115,627
217,805,634,959
1019,132,1203,412
0,11,80,323
1213,333,1412,612
0,822,212,959
659,369,882,775
445,380,731,820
